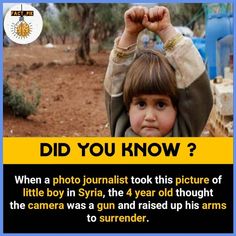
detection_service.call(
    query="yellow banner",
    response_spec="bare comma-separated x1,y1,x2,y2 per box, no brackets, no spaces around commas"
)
3,137,233,164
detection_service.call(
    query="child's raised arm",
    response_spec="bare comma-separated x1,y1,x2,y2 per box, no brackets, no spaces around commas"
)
118,6,148,48
104,6,148,136
143,6,213,136
142,6,178,43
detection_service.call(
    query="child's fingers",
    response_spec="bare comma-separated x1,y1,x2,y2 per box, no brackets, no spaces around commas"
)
142,14,151,28
133,6,148,22
133,7,142,22
148,6,159,22
148,6,170,22
125,8,136,22
142,14,159,32
143,7,149,16
158,6,169,21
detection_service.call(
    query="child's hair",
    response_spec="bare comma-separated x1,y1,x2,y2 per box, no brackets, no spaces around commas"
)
123,49,178,110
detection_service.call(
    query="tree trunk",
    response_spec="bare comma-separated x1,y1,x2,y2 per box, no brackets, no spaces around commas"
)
75,4,96,65
60,35,66,44
94,25,106,53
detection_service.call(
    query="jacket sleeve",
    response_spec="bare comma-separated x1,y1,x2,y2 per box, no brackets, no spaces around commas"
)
104,37,137,136
165,37,213,136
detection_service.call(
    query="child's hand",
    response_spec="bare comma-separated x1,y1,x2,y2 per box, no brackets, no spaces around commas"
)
124,6,148,36
142,6,177,43
118,6,148,48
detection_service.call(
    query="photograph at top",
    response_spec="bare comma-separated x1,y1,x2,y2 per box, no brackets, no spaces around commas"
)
3,3,234,137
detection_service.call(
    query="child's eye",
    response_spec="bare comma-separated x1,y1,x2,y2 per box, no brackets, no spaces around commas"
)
156,101,166,110
137,101,146,109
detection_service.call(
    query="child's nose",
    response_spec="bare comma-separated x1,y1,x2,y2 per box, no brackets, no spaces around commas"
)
145,108,157,121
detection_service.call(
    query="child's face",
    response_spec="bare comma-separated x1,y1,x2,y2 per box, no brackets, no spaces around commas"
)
129,94,176,137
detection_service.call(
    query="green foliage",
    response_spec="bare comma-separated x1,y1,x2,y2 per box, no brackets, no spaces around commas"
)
99,4,129,34
42,17,53,35
34,3,129,46
93,4,129,50
162,3,204,29
55,6,74,43
33,3,49,15
58,7,72,34
3,80,41,119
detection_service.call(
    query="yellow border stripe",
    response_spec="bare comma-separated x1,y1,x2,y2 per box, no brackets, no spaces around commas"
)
3,137,233,164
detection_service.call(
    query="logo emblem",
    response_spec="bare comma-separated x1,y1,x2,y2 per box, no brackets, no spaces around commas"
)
4,4,43,44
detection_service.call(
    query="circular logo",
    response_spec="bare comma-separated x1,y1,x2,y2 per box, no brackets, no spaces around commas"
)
4,4,43,44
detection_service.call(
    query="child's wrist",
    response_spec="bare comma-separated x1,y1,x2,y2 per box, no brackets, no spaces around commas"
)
164,33,183,51
118,30,138,48
112,36,137,60
158,25,178,44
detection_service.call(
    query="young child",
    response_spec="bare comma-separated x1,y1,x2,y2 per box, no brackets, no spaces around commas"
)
104,6,213,137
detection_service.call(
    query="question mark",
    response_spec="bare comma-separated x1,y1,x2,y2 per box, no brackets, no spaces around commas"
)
187,143,196,156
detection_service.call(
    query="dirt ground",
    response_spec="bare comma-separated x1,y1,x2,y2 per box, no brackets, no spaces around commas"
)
4,43,111,137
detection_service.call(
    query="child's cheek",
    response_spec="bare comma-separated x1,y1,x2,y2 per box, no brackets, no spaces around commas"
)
129,111,143,133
